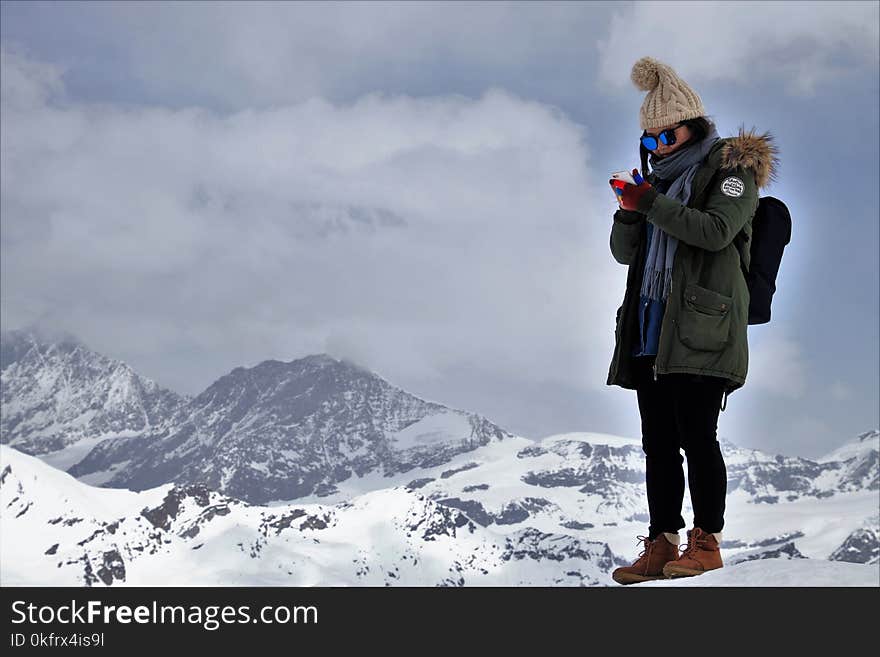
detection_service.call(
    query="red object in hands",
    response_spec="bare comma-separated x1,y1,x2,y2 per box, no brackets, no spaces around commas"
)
609,168,653,212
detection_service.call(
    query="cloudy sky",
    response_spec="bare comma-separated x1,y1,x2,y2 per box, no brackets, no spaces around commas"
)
1,1,877,459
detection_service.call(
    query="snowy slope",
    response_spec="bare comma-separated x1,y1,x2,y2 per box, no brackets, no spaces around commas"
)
720,434,878,501
0,445,617,587
333,430,879,567
641,559,878,587
4,440,877,587
815,430,879,492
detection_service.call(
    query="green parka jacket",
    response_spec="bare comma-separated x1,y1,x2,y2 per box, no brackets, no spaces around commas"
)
607,127,780,405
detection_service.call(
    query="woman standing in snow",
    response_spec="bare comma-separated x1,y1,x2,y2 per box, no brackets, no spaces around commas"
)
606,56,778,584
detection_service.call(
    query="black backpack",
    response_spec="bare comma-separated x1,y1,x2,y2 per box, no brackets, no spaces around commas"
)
742,196,791,325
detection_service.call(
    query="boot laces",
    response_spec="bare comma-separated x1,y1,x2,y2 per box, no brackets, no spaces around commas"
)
635,535,653,563
679,531,710,559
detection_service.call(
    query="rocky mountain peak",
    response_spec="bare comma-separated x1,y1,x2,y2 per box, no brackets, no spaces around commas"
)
62,346,513,504
1,328,188,457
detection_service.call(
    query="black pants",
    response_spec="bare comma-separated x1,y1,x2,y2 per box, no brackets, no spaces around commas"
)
633,355,728,539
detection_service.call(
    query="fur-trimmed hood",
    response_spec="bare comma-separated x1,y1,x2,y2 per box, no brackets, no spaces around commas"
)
719,126,780,190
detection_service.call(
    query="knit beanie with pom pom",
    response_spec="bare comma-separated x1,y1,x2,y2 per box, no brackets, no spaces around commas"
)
631,56,705,130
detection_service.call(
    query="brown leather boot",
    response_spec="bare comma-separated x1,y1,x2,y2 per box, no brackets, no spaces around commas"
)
612,534,680,585
662,527,723,578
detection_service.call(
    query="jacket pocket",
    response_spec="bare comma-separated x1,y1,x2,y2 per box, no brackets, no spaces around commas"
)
676,282,733,351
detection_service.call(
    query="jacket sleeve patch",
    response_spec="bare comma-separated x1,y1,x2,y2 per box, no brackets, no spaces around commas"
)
720,176,745,198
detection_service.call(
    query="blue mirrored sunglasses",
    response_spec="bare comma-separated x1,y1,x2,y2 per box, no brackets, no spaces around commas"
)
640,123,684,151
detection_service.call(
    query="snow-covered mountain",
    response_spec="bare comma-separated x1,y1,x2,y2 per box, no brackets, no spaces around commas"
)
721,430,879,502
816,429,879,492
7,332,875,511
0,328,188,469
1,332,877,585
67,354,515,503
1,445,617,586
3,434,877,586
828,517,879,565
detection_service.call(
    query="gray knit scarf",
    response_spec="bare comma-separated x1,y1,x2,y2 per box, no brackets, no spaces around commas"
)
641,124,720,301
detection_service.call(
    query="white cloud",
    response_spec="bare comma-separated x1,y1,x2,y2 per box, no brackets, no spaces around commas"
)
0,45,68,110
745,329,809,399
45,1,612,109
596,1,879,97
1,46,626,394
6,3,874,114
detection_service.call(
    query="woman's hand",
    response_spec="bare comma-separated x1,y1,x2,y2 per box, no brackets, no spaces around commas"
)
610,168,654,212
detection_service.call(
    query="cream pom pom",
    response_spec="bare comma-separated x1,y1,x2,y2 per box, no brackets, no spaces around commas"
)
631,56,662,91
